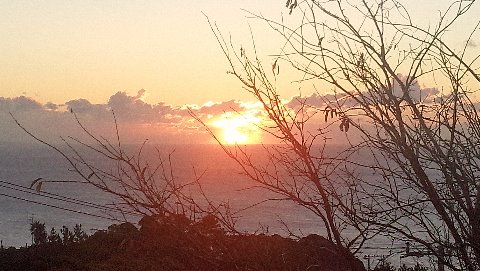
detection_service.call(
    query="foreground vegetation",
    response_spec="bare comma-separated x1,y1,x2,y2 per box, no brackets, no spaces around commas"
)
1,214,367,271
1,214,433,271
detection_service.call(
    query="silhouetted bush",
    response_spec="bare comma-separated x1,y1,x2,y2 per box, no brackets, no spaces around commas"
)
373,260,396,271
47,227,61,244
398,263,429,271
1,216,368,271
29,221,47,246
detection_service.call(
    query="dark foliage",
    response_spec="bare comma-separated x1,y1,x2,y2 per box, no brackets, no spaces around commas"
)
30,221,47,246
1,215,366,271
397,263,429,271
373,261,396,271
47,227,61,244
372,261,430,271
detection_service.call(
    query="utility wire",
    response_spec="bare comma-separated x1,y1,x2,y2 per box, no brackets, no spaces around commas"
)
0,192,123,222
0,180,136,216
0,179,141,217
0,182,427,252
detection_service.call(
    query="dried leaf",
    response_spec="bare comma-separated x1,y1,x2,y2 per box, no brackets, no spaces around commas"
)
30,178,43,189
35,181,43,192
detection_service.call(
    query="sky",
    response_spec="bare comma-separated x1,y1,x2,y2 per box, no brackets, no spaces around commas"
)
0,1,479,145
0,0,289,105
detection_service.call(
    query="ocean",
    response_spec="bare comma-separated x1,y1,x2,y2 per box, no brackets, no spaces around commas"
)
0,142,421,267
0,143,322,246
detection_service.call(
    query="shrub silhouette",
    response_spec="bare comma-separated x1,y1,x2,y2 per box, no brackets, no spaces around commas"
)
0,216,371,270
29,220,47,246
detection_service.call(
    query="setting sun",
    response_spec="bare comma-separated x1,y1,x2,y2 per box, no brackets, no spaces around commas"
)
212,112,261,144
223,127,248,144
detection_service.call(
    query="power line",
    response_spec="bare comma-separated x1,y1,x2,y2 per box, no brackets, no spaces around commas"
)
0,179,141,218
0,192,122,222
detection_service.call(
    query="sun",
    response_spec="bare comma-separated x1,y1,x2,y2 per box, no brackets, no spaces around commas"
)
223,127,248,144
212,112,261,145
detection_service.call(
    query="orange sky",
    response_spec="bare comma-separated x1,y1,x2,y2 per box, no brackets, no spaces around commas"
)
0,1,292,106
1,0,478,107
0,1,478,145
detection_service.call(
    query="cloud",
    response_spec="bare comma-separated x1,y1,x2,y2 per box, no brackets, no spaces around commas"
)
44,102,59,111
66,99,108,116
288,75,440,111
391,74,439,102
61,90,184,125
196,100,245,115
107,91,179,123
134,88,147,100
1,83,441,145
287,92,349,109
0,91,195,144
0,96,43,112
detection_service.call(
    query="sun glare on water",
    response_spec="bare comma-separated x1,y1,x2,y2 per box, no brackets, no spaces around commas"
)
212,113,261,145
